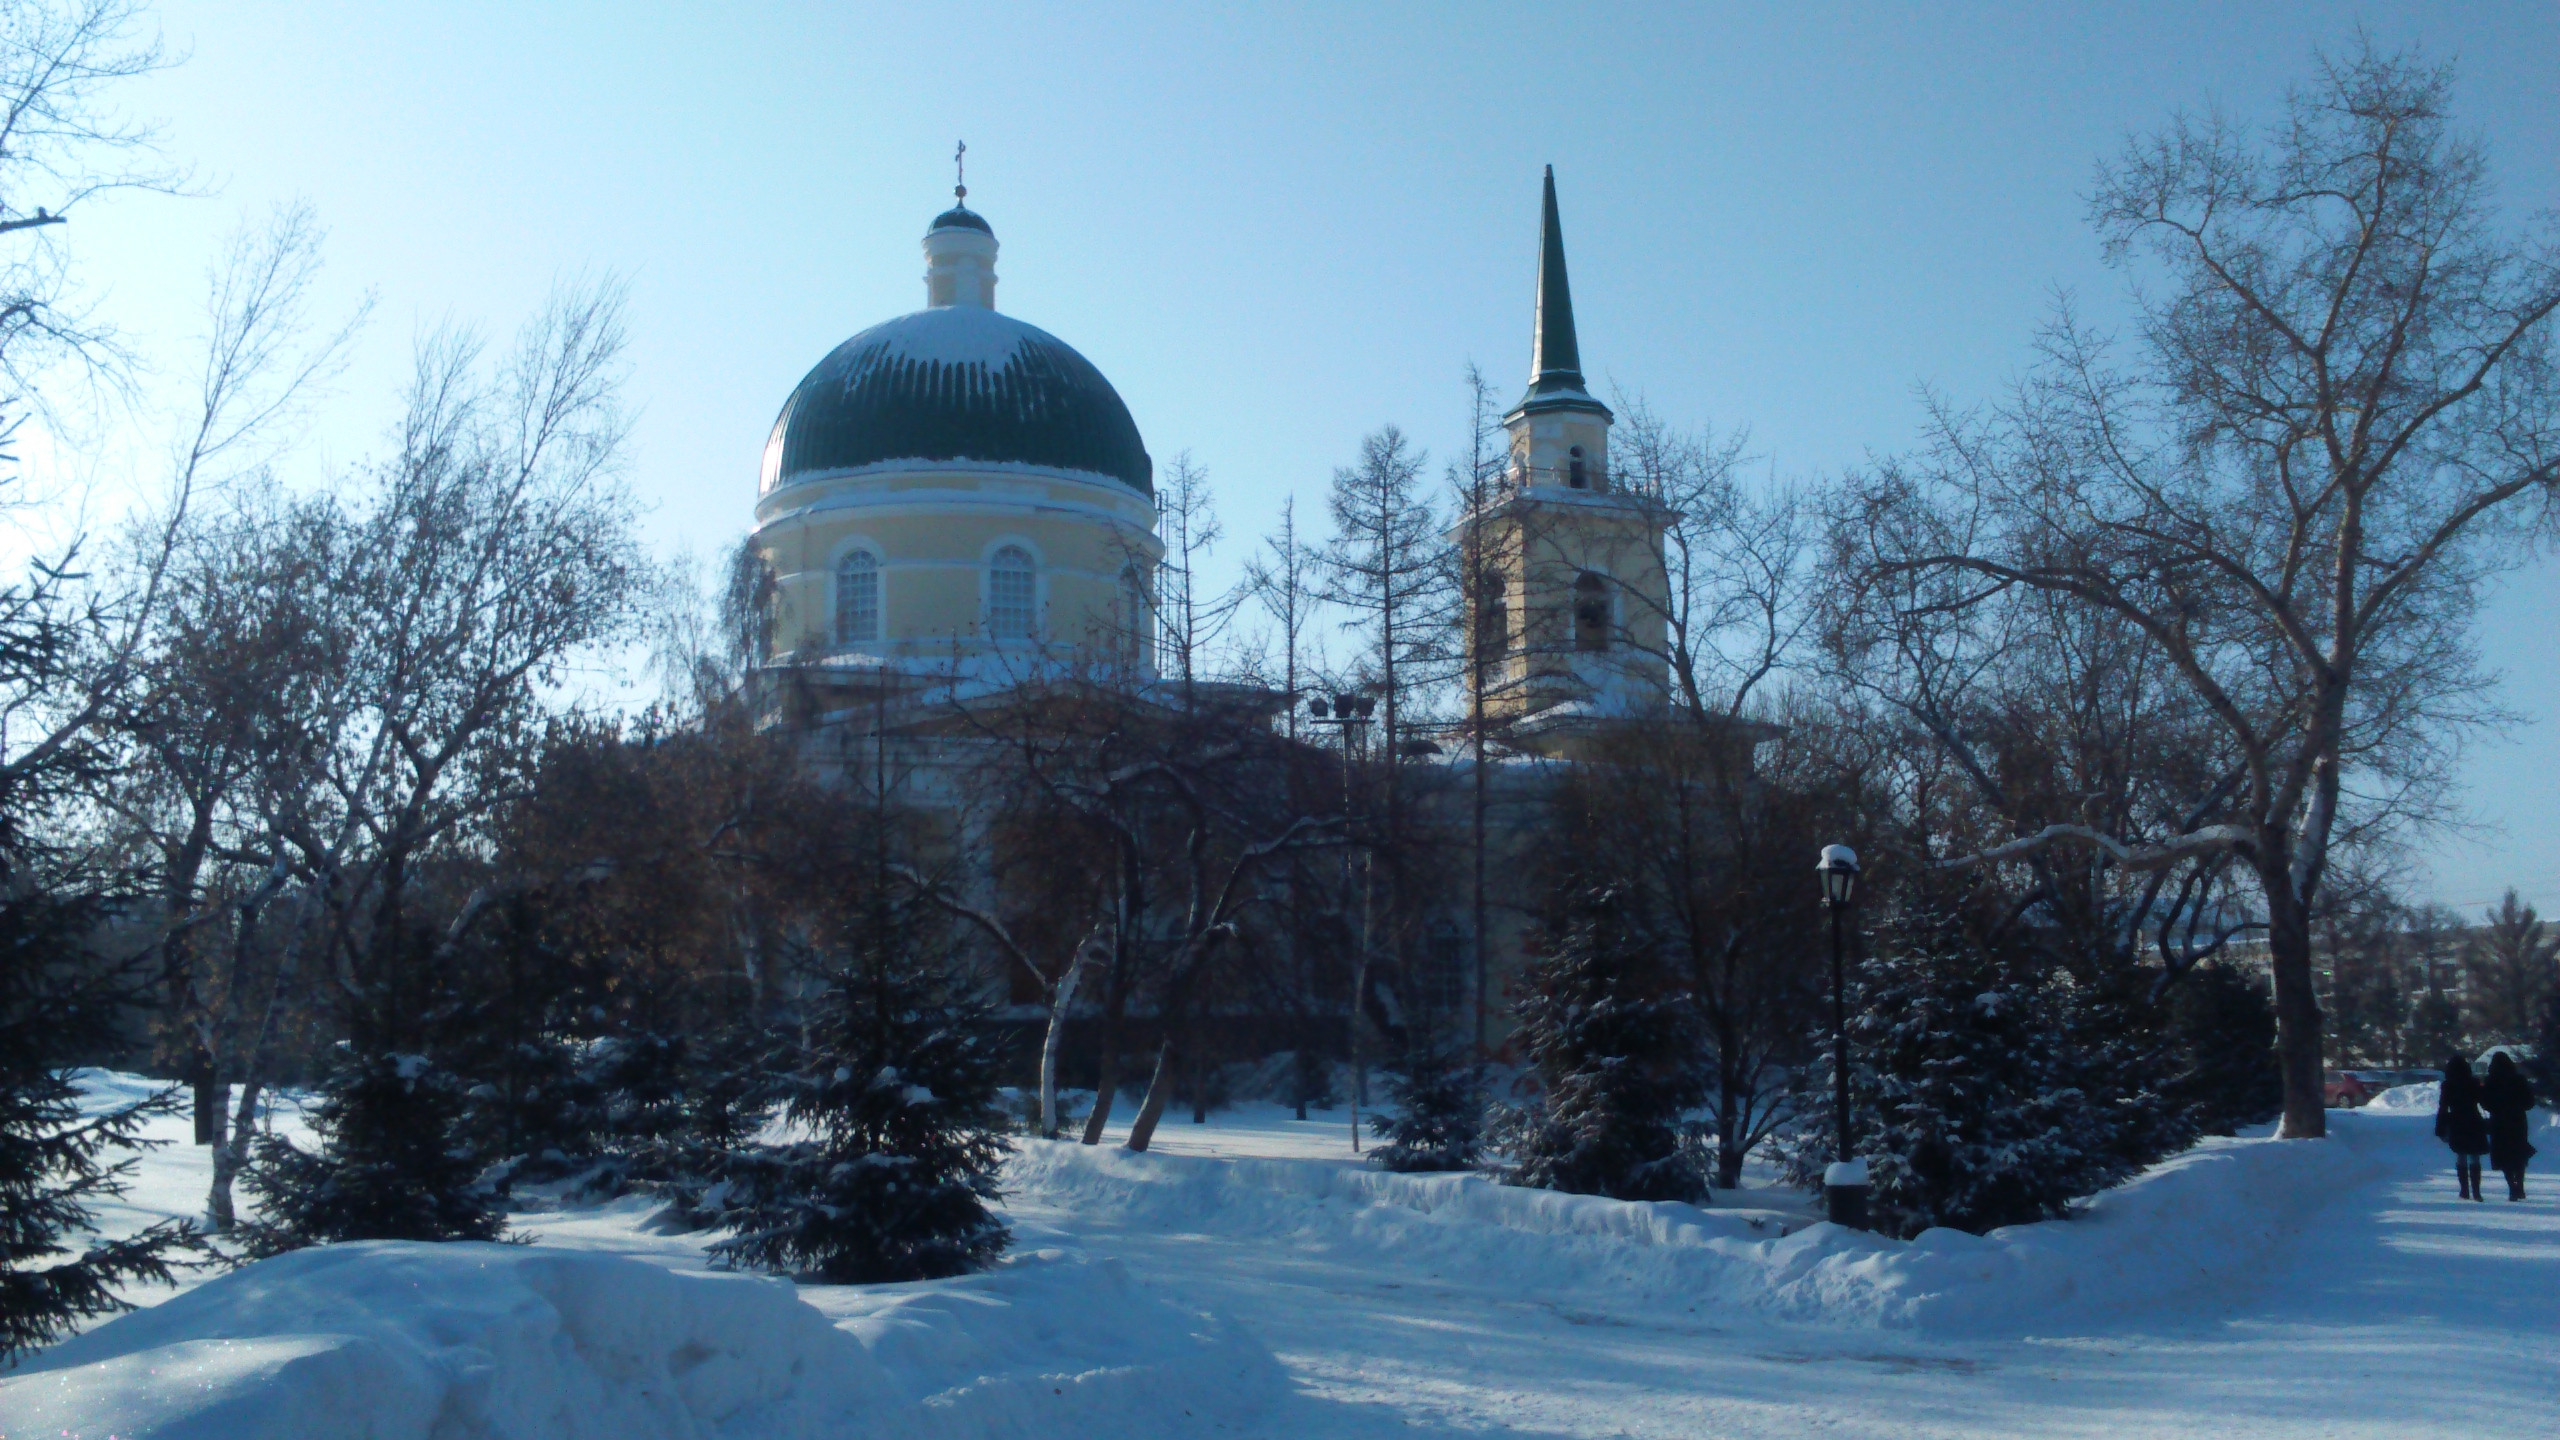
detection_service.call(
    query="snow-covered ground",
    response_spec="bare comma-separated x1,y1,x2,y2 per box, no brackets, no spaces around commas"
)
5,1076,2556,1437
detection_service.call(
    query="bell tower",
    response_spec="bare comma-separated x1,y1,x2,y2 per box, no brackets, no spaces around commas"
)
1461,167,1670,738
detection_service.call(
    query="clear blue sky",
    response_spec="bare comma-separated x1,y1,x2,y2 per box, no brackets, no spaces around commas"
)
58,0,2560,913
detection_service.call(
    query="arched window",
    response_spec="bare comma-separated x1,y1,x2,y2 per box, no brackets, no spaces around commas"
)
1117,564,1152,665
1567,445,1587,490
1574,572,1610,651
835,550,879,645
987,545,1037,640
1474,573,1508,663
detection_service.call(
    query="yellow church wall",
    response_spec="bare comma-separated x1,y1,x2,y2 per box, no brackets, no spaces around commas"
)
752,467,1162,662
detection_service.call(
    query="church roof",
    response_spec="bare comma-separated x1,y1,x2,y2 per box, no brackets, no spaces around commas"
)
1515,166,1612,422
761,306,1153,496
930,205,992,235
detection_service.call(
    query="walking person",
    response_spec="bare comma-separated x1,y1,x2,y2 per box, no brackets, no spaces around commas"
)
2436,1056,2491,1201
2481,1052,2539,1202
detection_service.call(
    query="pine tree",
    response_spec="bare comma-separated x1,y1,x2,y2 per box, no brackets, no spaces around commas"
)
2526,990,2560,1108
1370,1033,1483,1172
455,1033,603,1187
2,554,196,1355
1841,906,2131,1238
707,895,1010,1283
0,878,197,1357
239,1047,506,1256
2165,960,2284,1135
2408,983,2466,1068
2461,890,2559,1046
1502,883,1708,1202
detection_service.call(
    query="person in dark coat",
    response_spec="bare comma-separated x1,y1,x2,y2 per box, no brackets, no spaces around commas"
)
2481,1051,2538,1202
2436,1056,2491,1200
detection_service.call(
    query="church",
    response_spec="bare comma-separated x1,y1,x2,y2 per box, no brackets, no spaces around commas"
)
743,164,1691,1054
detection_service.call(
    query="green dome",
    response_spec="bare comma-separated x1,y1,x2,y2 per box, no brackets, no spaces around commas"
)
761,307,1152,496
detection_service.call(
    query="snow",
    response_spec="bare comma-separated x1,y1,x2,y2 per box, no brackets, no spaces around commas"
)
2368,1080,2441,1112
1003,1106,2403,1334
839,308,1036,371
4,1242,1278,1439
10,1082,2560,1437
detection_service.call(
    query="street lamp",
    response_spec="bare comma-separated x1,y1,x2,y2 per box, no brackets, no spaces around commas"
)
1816,843,1867,1230
1307,692,1378,1151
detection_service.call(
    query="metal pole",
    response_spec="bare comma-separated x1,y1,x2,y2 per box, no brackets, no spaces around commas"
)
1830,900,1848,1167
1343,718,1362,1155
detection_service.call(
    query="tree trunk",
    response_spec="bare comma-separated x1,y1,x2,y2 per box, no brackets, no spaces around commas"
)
205,1079,264,1232
1038,950,1088,1140
1716,1084,1748,1191
1080,980,1126,1146
191,1062,224,1146
2263,881,2330,1139
1125,1038,1179,1152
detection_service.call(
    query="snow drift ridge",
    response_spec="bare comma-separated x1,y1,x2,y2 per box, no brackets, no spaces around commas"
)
1009,1110,2415,1332
2,1241,1285,1439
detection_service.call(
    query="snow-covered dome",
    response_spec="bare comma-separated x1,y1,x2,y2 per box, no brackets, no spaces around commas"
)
760,305,1153,496
759,200,1151,498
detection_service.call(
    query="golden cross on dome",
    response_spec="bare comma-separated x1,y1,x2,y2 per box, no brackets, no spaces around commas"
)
954,139,967,205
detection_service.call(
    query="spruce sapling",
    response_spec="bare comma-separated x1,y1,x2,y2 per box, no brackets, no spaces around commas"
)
0,886,197,1357
1836,904,2131,1237
239,1047,506,1256
1503,883,1708,1202
708,893,1010,1282
1371,1031,1484,1172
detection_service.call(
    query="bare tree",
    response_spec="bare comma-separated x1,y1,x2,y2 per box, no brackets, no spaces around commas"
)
1317,425,1447,1105
1242,496,1318,736
954,674,1343,1150
1840,45,2560,1138
1449,364,1502,1057
112,204,362,1147
1319,425,1446,761
1152,451,1238,693
247,282,650,1060
0,0,177,414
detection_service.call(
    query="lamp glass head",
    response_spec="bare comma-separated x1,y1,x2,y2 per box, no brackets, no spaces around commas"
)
1817,843,1860,905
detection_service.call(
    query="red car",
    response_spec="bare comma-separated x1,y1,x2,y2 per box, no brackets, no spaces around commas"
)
2324,1069,2439,1107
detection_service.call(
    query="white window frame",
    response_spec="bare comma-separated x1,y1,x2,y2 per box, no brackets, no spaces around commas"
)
835,546,882,645
985,542,1040,641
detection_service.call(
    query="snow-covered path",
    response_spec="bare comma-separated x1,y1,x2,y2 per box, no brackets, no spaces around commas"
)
7,1082,2556,1437
997,1105,2560,1438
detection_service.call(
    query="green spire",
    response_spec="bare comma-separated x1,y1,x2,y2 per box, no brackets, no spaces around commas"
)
1529,165,1583,393
1517,166,1606,420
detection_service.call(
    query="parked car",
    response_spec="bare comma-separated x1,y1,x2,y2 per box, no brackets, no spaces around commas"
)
2324,1070,2405,1107
2323,1068,2443,1107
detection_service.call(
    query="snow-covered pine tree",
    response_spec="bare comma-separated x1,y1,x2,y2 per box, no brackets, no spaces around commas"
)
448,900,607,1187
239,1046,506,1256
1503,883,1708,1202
0,870,197,1357
707,892,1010,1283
1840,904,2132,1238
454,1032,603,1188
2165,959,2284,1135
1,553,196,1355
1370,1031,1484,1172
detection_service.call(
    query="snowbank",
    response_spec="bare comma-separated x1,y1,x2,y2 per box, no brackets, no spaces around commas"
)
1008,1110,2426,1334
2368,1080,2440,1112
1,1241,1284,1439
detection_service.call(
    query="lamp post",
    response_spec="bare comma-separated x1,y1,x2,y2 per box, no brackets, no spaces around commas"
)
1816,843,1867,1230
1307,692,1376,1152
